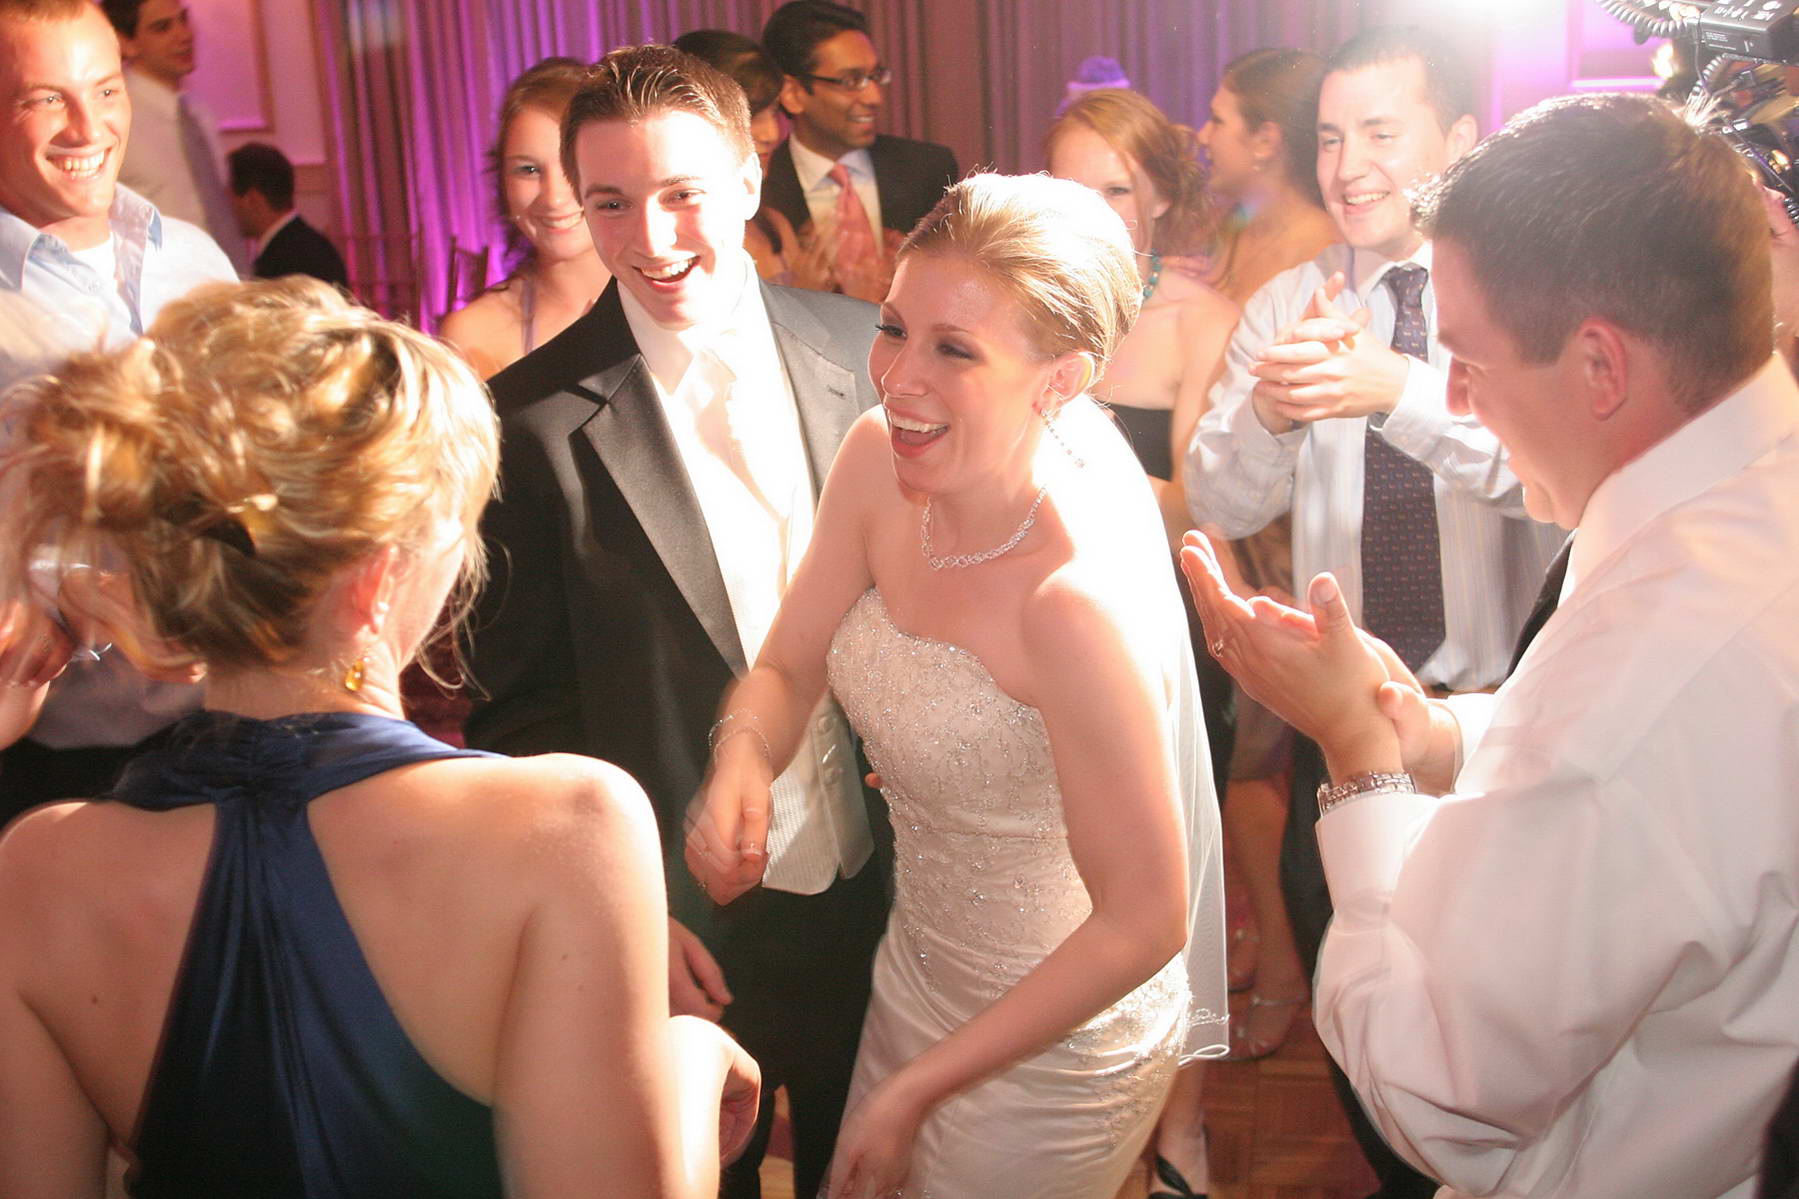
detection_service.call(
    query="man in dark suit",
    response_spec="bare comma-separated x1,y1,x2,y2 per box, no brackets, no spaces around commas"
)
760,1,957,297
226,142,349,290
466,46,886,1199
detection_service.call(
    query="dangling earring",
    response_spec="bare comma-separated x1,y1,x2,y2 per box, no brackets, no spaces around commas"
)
342,656,367,694
1040,402,1086,468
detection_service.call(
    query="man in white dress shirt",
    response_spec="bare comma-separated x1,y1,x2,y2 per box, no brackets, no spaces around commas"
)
102,0,248,272
1185,27,1560,1194
0,0,233,817
1186,90,1799,1199
466,46,886,1199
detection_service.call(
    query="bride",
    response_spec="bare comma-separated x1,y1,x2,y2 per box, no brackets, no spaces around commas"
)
689,173,1227,1198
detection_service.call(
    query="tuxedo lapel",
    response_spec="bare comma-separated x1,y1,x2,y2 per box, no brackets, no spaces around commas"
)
869,136,902,232
764,282,861,489
762,142,810,233
573,292,746,674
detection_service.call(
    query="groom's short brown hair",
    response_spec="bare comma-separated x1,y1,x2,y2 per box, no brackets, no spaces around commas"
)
560,44,753,190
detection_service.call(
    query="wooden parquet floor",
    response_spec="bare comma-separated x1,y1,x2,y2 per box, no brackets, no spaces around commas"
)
758,990,1378,1199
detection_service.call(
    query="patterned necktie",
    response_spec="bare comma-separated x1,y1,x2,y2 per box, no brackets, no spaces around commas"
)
177,94,248,274
1506,534,1573,676
828,162,875,273
1360,262,1445,672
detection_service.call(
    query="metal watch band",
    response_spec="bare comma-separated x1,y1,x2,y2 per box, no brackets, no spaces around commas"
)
1316,770,1416,818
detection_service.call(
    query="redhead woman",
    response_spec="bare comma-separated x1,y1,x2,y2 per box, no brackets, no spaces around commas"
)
1046,88,1239,548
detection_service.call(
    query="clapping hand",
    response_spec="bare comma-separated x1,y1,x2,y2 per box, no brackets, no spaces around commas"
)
789,222,836,294
1249,271,1409,429
1179,529,1401,776
833,229,900,304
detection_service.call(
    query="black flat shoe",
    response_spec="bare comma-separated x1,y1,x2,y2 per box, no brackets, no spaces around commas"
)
1148,1152,1207,1199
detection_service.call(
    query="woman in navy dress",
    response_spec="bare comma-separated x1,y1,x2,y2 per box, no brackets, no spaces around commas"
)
0,279,756,1196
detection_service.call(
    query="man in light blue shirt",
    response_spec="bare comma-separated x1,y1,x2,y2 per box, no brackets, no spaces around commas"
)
0,0,234,818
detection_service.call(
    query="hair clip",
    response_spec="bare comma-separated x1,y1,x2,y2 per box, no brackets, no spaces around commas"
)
161,492,276,559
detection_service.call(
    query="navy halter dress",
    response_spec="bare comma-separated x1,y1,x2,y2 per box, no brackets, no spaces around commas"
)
114,710,504,1198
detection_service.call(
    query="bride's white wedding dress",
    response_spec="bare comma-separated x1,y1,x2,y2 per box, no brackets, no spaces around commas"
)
827,588,1227,1198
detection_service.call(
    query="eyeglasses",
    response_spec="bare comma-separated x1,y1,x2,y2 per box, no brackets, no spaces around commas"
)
796,65,892,92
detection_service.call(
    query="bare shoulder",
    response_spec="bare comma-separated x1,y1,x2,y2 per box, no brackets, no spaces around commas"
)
0,800,190,890
438,286,523,377
0,799,211,959
826,408,901,502
1018,569,1140,684
385,752,656,854
1156,267,1239,324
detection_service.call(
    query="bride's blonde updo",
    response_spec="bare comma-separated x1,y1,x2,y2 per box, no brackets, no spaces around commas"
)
900,172,1140,388
0,278,499,673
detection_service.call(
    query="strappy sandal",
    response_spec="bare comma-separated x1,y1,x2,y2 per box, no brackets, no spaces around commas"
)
1224,990,1308,1061
1149,1151,1208,1198
1226,920,1259,992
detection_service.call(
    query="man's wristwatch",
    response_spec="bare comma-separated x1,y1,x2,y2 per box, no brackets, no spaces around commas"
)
1316,770,1415,818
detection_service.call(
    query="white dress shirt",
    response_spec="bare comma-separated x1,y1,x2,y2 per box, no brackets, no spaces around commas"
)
1185,242,1563,691
120,71,248,273
0,186,234,750
788,136,884,243
620,253,872,894
1315,356,1799,1199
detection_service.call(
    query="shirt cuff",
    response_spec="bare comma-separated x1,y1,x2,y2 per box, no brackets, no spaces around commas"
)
1228,391,1305,464
1442,691,1497,772
1374,359,1451,457
1318,787,1441,921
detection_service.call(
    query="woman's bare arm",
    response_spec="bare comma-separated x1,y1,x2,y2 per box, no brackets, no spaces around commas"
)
491,756,753,1197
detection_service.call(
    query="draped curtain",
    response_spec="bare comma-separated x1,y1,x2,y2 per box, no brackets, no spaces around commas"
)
310,0,1390,327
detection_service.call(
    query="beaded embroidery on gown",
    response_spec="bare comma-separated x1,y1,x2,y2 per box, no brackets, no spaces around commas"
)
827,589,1225,1198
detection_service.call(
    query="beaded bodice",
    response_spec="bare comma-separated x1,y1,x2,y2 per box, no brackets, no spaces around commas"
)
829,589,1181,1019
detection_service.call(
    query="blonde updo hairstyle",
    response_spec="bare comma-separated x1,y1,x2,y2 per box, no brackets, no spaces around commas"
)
900,172,1141,392
0,278,499,678
1044,89,1216,256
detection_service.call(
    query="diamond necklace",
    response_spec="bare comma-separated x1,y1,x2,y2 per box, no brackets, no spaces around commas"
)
920,485,1050,570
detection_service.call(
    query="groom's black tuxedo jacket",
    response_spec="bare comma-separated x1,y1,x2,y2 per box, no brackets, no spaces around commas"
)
466,278,882,935
761,133,960,239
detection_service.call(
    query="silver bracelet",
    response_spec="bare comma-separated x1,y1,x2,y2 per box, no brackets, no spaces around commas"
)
1316,770,1415,818
708,711,770,761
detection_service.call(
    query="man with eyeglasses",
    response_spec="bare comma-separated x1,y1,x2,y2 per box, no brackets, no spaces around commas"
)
760,0,958,300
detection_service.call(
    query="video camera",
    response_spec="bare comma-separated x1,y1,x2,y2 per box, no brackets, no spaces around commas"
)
1597,0,1799,222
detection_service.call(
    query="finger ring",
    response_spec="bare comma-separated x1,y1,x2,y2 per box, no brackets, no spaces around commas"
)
1209,638,1227,657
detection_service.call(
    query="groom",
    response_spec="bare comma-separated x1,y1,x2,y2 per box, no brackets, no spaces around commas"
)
465,45,888,1199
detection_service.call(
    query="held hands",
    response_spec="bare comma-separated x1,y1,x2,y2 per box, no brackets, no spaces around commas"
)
685,727,773,906
1249,271,1409,431
820,1071,926,1198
